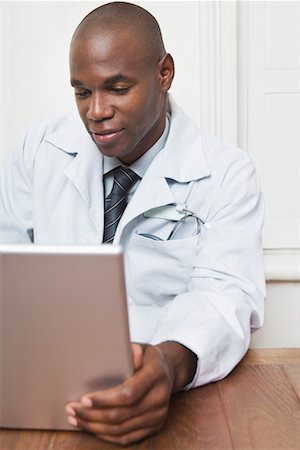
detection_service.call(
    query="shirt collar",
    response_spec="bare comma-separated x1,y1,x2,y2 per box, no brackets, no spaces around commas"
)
103,114,170,178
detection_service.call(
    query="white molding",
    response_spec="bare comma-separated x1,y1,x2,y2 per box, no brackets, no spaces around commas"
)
236,0,248,152
264,249,300,282
237,1,300,249
198,1,238,146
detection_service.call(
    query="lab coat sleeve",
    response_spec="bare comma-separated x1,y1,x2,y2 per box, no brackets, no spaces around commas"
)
150,151,266,388
0,121,47,244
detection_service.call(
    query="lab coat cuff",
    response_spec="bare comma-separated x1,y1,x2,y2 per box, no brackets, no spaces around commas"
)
150,324,245,389
150,330,206,390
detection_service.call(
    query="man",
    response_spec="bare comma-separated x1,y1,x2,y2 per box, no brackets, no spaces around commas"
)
0,1,265,445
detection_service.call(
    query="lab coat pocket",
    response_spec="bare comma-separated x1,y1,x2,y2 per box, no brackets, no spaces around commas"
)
125,232,199,306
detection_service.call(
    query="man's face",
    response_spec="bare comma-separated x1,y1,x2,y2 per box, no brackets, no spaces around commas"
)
70,30,172,165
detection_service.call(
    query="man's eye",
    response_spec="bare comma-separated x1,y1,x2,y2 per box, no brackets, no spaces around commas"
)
75,90,90,99
112,87,130,94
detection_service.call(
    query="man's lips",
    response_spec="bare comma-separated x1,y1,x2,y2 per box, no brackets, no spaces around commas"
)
90,129,124,144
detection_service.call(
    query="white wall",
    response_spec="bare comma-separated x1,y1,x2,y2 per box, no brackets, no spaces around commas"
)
250,282,300,348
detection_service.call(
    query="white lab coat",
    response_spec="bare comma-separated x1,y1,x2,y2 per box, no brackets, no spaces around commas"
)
0,98,265,388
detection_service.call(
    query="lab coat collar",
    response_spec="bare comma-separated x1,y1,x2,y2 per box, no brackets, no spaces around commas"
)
114,98,212,241
45,112,92,155
45,113,105,236
157,96,211,182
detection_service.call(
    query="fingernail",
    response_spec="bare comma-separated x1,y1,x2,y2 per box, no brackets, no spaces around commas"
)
68,416,78,427
81,396,92,407
65,406,76,416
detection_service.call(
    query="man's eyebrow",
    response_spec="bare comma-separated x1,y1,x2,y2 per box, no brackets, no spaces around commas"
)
70,79,83,87
70,74,134,88
103,74,134,86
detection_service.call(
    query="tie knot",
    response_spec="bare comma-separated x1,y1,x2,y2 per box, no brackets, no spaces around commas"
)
111,166,139,196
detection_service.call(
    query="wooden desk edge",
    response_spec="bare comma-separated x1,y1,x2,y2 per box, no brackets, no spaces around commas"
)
241,348,300,365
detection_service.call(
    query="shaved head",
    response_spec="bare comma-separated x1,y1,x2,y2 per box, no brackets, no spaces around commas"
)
69,1,174,164
71,2,166,65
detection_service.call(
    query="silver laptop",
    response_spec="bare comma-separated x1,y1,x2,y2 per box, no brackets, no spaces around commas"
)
0,244,133,430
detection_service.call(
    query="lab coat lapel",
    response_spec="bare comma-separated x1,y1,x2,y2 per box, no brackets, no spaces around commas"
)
46,114,105,237
114,99,211,242
114,167,175,242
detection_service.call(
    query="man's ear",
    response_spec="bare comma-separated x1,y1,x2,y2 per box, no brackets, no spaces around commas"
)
158,53,175,92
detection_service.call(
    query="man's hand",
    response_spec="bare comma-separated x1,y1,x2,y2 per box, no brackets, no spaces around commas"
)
65,342,197,445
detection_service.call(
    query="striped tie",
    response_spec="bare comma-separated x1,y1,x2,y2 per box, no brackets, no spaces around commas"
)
103,166,139,243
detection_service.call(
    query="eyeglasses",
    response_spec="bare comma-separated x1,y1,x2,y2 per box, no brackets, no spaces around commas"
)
139,210,205,241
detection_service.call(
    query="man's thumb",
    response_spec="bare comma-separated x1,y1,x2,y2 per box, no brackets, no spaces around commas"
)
131,343,146,371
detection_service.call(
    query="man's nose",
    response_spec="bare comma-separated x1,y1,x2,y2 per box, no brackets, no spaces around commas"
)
87,93,114,121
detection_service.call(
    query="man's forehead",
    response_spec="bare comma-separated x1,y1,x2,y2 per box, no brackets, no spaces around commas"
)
72,25,141,52
72,28,142,60
70,29,151,75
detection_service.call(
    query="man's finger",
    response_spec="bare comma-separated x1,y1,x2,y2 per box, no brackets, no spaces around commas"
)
68,381,169,425
68,406,167,439
98,427,159,446
131,343,145,370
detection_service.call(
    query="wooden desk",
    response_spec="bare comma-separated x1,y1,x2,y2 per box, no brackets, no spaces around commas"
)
1,349,299,450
